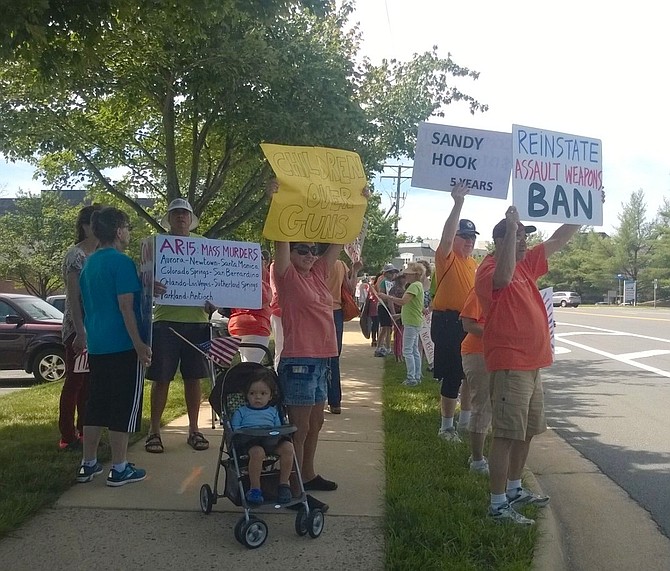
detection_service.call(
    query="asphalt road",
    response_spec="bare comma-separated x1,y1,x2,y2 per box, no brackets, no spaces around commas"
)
0,370,37,395
544,305,670,537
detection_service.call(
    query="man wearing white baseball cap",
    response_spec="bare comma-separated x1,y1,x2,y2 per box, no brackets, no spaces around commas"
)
145,198,210,454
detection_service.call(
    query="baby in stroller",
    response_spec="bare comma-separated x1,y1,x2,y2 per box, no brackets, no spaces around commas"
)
231,368,294,505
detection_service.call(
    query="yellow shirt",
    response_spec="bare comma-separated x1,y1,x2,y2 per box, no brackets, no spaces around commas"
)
326,259,348,310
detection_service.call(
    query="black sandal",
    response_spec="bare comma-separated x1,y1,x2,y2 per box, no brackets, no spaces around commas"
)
187,431,209,451
145,433,164,454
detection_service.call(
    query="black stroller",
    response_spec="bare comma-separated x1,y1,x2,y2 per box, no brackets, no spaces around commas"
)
198,345,325,549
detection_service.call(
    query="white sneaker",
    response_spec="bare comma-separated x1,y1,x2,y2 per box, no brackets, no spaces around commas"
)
507,486,550,508
488,502,535,525
437,427,462,443
468,455,489,475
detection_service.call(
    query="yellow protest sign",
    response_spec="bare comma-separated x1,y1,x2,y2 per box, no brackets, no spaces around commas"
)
261,143,368,244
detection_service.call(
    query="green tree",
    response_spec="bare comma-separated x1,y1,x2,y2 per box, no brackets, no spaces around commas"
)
0,0,486,239
0,193,78,297
360,193,400,272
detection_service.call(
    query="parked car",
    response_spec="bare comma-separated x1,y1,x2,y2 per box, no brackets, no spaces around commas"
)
552,291,581,308
46,294,66,313
0,293,65,382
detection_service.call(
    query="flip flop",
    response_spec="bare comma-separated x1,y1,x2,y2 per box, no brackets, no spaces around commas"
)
145,433,164,454
187,431,209,451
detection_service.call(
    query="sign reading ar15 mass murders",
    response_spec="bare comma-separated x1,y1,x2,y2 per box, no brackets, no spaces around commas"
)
512,125,603,225
411,122,512,199
261,144,368,244
149,235,262,309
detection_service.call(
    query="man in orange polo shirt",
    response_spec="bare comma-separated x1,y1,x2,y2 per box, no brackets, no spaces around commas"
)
475,206,579,525
431,181,478,443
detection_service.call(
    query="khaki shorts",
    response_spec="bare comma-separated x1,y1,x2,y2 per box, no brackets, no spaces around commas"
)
490,369,546,441
462,353,491,434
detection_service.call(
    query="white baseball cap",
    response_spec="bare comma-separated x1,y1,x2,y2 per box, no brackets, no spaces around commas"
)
161,198,199,230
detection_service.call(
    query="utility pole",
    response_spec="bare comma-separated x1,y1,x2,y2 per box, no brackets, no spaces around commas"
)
380,164,412,233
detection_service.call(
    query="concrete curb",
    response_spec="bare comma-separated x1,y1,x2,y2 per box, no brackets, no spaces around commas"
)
526,469,567,571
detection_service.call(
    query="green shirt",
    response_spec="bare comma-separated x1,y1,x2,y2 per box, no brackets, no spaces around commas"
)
401,281,424,327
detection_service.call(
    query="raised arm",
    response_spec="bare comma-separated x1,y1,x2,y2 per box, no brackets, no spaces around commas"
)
273,241,291,278
543,224,581,257
492,206,520,289
438,181,470,254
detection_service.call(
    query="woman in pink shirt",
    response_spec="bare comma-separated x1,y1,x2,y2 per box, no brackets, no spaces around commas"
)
273,240,342,497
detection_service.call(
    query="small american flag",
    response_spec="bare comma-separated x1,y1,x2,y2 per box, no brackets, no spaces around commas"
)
73,350,90,373
198,336,242,367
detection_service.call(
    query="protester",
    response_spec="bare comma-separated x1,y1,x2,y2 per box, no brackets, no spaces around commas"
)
325,256,362,414
475,207,580,524
374,264,399,357
145,198,210,454
388,271,407,361
430,182,477,443
227,250,272,363
367,274,381,348
57,204,101,451
460,288,490,475
379,263,425,386
269,260,283,370
76,207,151,486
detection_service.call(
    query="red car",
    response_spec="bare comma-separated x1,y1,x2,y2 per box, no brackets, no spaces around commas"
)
0,293,65,382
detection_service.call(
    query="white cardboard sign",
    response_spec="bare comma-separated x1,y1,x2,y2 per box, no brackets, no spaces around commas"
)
512,125,603,225
153,235,262,308
411,122,512,199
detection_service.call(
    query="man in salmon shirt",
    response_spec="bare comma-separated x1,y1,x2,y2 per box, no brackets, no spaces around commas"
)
475,205,579,525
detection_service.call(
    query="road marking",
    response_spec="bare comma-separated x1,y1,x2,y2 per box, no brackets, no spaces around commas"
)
617,350,670,360
568,311,670,322
555,322,670,379
554,347,571,355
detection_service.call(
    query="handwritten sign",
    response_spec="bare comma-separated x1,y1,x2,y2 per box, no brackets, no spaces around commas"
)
153,235,262,308
412,122,512,199
344,218,368,264
512,125,603,225
261,144,368,243
419,312,435,367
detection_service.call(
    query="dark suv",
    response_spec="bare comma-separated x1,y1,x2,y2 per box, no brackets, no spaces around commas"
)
0,293,65,382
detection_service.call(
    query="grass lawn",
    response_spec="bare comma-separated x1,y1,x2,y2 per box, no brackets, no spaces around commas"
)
383,359,538,570
0,377,205,538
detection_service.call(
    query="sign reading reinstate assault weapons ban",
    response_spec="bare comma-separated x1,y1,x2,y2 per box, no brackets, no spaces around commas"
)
152,235,262,308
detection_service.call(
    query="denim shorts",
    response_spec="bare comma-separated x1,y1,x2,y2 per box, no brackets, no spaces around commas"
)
277,357,329,406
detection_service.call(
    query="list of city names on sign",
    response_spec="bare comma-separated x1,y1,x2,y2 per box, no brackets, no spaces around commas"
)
154,235,262,309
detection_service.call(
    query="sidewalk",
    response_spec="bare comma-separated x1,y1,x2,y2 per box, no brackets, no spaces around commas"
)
0,322,385,570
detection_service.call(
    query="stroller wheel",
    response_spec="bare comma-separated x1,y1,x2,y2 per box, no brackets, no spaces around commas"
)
307,508,325,538
294,508,308,536
237,515,268,549
199,484,214,514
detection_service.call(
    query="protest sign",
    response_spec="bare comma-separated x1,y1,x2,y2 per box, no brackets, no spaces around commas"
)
261,144,368,243
139,237,155,345
152,235,262,309
419,312,435,367
512,125,603,225
411,122,512,199
540,287,555,357
344,218,368,264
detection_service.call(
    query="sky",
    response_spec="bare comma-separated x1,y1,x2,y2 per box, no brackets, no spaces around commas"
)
1,0,669,245
354,0,670,243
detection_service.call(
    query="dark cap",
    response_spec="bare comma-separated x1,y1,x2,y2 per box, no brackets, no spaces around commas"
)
456,219,479,236
492,219,537,240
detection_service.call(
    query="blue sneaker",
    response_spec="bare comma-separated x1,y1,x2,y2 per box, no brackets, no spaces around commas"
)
76,462,103,483
277,484,292,504
106,463,146,487
246,488,264,504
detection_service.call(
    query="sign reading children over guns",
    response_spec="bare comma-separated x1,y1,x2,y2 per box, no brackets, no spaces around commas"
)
152,235,262,309
512,125,603,225
411,122,512,199
261,144,368,244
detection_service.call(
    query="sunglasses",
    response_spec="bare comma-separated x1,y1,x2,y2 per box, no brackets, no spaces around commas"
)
292,245,319,256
